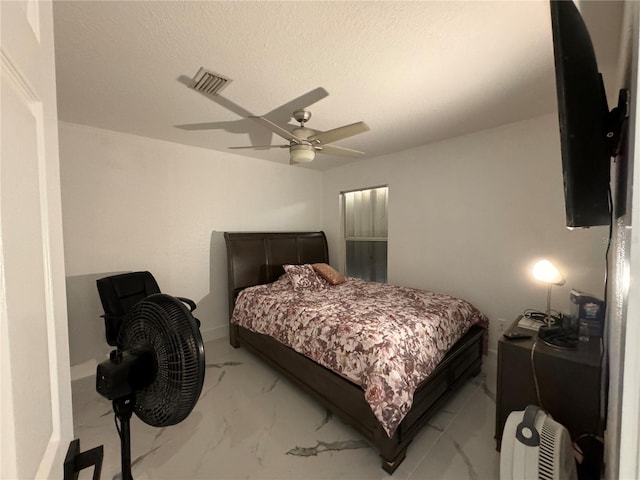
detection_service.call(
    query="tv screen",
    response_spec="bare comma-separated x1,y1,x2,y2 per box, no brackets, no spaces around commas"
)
550,0,611,228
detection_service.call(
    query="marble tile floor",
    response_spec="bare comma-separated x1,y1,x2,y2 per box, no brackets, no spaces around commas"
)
73,338,499,480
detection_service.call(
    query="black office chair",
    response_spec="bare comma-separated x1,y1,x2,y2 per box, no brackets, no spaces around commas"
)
96,271,198,346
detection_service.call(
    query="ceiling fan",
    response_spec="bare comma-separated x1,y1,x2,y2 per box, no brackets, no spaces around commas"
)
180,68,368,164
231,109,370,164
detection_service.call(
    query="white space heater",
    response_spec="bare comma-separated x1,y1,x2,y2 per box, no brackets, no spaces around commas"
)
500,405,577,480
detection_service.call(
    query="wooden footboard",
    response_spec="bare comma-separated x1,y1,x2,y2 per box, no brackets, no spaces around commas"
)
233,323,484,474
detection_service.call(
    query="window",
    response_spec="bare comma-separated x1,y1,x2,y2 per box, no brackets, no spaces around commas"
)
341,186,388,282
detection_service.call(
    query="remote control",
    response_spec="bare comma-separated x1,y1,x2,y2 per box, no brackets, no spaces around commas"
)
503,331,533,340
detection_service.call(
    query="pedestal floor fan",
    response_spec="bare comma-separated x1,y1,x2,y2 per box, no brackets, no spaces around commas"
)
96,293,205,480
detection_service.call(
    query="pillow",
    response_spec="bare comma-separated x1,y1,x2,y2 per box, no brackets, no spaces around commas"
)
283,264,326,291
312,263,347,285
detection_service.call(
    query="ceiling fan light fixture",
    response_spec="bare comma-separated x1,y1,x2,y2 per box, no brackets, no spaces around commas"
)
290,143,315,164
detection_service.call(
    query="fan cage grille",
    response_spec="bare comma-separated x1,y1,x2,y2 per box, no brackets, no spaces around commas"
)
538,416,577,480
538,421,556,480
118,294,205,427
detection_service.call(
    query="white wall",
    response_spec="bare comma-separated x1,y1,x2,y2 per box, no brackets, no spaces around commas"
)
60,113,610,363
59,122,323,372
607,2,640,477
323,113,607,353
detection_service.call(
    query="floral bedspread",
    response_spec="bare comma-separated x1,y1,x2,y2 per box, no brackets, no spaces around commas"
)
231,276,488,437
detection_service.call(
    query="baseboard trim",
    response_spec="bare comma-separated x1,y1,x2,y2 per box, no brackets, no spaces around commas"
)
486,348,498,362
70,359,98,382
201,324,228,343
71,336,499,381
70,325,229,381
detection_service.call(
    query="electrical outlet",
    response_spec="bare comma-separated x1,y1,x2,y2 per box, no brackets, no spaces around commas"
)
498,318,506,332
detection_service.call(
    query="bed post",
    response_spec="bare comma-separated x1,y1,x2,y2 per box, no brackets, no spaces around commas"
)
230,323,240,348
377,429,409,475
223,232,240,348
381,451,407,475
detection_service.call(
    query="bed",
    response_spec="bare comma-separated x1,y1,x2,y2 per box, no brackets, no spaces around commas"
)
224,231,487,474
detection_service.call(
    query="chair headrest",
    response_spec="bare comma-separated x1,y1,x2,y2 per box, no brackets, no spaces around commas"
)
96,271,161,315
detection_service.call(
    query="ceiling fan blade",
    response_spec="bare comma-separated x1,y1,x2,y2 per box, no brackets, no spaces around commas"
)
249,116,302,143
308,121,370,145
315,144,365,158
267,87,329,123
178,75,253,118
229,145,289,150
175,121,229,131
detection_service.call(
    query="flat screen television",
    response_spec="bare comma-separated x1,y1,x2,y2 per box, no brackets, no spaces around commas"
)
550,0,616,228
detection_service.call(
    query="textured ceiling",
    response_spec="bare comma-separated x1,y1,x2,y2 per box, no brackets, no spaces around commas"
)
52,1,623,170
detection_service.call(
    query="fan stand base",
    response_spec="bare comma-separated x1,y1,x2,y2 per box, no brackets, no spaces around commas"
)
113,396,135,480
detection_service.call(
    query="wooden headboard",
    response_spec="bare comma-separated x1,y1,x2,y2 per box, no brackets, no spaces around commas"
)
223,231,329,318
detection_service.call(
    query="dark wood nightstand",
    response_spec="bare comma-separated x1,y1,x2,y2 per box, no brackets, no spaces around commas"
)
495,315,603,449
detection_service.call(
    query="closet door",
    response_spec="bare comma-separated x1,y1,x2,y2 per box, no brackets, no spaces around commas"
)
1,1,73,478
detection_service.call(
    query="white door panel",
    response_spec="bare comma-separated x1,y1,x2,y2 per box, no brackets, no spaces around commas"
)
1,1,73,478
2,70,54,480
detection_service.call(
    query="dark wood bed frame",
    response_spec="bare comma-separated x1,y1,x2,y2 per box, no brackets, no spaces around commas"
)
224,231,484,474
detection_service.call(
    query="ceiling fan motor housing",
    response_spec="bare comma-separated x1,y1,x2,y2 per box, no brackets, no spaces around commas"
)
293,109,312,124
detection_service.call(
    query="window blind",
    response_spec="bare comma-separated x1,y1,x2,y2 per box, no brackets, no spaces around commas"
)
342,186,388,282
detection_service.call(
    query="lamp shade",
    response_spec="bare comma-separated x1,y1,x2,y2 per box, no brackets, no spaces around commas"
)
532,259,565,285
290,144,315,164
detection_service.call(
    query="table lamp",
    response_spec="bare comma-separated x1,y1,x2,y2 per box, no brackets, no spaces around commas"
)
532,259,565,327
